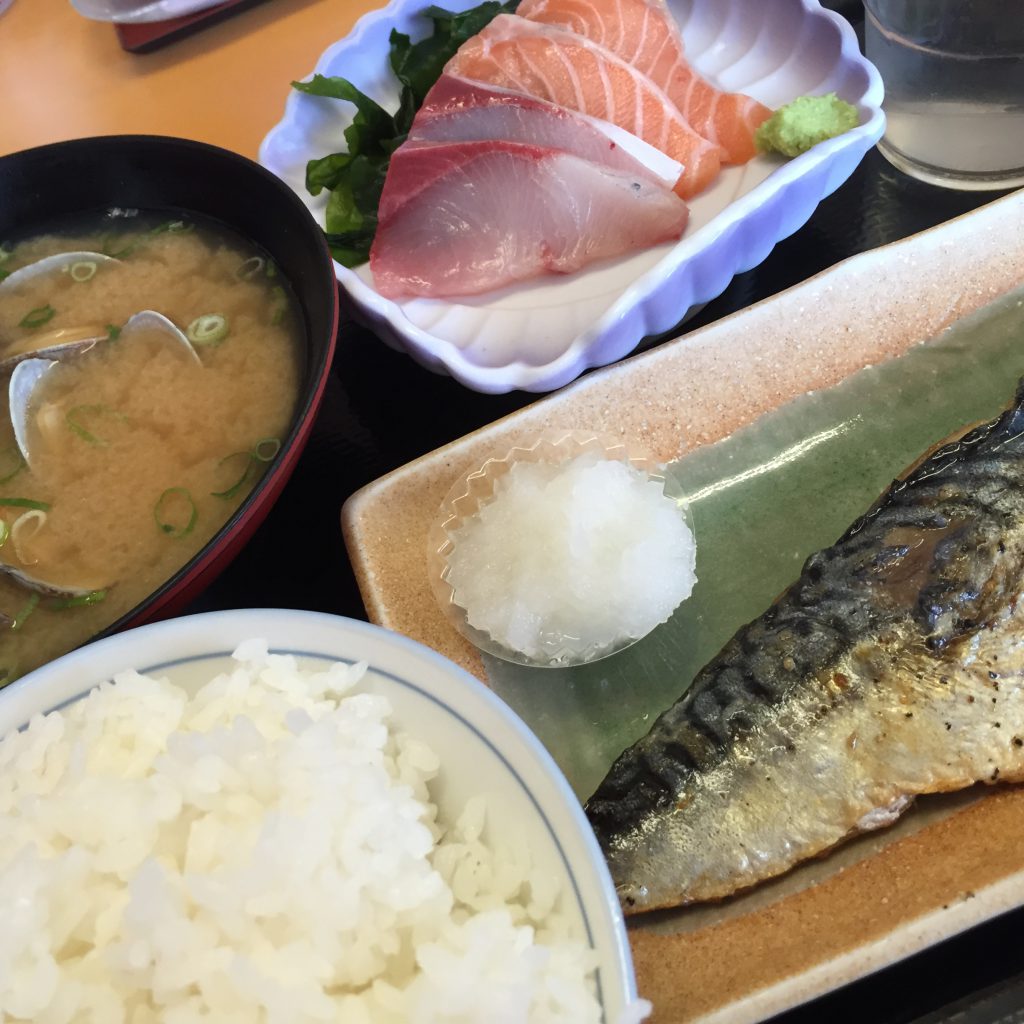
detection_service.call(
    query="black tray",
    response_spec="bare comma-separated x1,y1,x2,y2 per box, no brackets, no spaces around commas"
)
183,2,1023,1018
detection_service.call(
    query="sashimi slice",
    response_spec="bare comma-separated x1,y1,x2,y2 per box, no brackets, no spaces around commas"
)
371,139,689,298
518,0,772,163
446,14,722,198
411,74,683,190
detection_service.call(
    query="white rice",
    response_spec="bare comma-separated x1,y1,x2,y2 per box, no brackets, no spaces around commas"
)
0,641,650,1023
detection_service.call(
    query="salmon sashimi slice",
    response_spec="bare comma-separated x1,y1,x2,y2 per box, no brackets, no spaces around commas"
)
411,74,683,190
446,14,722,197
371,138,689,298
518,0,772,163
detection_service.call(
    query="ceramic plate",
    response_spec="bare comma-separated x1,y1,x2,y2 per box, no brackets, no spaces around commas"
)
260,0,884,393
3,608,641,1022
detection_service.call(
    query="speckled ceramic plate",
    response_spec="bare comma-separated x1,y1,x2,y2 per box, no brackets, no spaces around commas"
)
340,191,1024,1022
259,0,884,393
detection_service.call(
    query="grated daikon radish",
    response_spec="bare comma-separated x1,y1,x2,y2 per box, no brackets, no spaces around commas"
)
445,452,696,663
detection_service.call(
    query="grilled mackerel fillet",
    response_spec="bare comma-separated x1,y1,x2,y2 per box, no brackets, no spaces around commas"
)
587,383,1024,913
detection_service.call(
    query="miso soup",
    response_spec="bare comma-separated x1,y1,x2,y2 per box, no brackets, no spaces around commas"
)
0,212,302,681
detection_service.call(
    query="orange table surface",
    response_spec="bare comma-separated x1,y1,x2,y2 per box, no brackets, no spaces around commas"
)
0,0,378,160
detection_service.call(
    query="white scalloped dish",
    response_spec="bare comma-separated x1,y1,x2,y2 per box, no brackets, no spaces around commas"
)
260,0,884,393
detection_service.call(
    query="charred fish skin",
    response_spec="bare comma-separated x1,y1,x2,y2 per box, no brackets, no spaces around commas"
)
586,384,1024,913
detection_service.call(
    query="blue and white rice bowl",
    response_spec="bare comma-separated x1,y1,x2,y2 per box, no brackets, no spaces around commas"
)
0,609,642,1022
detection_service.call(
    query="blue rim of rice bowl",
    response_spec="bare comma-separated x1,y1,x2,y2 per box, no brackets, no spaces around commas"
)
7,644,612,1016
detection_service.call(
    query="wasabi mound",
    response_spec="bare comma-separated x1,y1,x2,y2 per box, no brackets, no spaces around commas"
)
755,92,859,157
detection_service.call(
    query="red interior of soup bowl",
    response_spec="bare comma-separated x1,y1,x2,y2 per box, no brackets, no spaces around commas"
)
0,135,339,638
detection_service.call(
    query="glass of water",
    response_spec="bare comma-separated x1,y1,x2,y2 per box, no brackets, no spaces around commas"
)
863,0,1024,190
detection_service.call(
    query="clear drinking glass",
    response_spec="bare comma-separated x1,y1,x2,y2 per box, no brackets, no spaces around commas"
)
863,0,1024,189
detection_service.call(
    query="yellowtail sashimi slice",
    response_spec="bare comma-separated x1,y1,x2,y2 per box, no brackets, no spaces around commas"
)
371,139,689,298
446,14,723,198
411,74,683,190
0,251,119,293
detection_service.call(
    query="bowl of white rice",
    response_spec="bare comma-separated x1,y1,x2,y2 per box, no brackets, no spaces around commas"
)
0,608,647,1023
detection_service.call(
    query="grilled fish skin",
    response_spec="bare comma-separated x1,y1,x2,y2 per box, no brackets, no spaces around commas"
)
586,381,1024,913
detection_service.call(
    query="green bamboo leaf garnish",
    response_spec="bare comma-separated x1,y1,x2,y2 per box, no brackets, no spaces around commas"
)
389,2,519,114
291,0,518,267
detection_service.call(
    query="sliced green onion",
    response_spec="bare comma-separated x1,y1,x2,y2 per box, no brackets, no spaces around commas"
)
10,593,39,631
102,236,137,259
0,269,9,283
236,257,265,280
106,323,121,341
69,261,97,282
187,314,229,346
0,498,50,511
0,520,9,548
265,261,278,279
269,285,287,326
19,305,55,329
0,665,18,686
210,451,253,500
0,243,13,265
151,220,193,236
0,447,25,485
252,437,281,462
154,487,197,538
11,510,46,564
48,589,107,611
210,437,282,500
66,405,126,447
